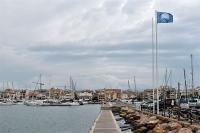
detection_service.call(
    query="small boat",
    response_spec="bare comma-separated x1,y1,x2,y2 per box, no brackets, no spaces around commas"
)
0,101,16,106
68,101,80,106
179,99,189,109
24,99,55,106
13,100,24,105
24,100,39,106
0,99,16,106
189,98,200,108
78,99,88,105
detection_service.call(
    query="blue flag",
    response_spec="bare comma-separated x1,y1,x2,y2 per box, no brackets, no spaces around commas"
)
157,12,173,23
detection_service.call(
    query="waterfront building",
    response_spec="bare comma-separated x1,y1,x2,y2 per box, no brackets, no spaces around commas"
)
104,89,121,101
13,90,26,100
194,87,200,97
49,88,65,99
143,89,154,100
96,90,105,102
146,87,176,100
95,88,121,102
143,87,162,100
4,89,16,99
77,90,93,101
159,86,177,99
2,89,27,100
180,89,193,98
63,90,75,100
0,91,3,99
121,90,136,99
26,90,37,100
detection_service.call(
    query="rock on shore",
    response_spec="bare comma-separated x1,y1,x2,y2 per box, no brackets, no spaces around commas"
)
116,107,199,133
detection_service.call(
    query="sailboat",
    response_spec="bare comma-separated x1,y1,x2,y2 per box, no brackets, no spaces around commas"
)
0,97,16,106
24,74,46,106
0,82,16,106
59,76,80,106
24,100,38,106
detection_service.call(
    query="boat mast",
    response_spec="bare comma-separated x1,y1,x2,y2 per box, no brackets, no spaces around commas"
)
3,81,4,100
39,74,42,90
183,69,188,99
38,74,44,90
7,81,9,89
69,76,72,90
177,82,181,99
164,68,167,98
170,70,172,89
128,80,131,90
12,81,14,90
134,76,137,98
32,74,44,90
191,54,194,97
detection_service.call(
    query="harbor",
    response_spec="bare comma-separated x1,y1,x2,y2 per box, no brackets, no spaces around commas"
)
1,86,200,133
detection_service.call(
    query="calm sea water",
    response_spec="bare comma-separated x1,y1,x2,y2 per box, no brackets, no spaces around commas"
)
0,104,100,133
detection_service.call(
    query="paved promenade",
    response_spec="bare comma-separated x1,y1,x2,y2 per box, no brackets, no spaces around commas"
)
89,103,122,133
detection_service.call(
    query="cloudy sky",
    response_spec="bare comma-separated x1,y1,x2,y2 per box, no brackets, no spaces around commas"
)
0,0,200,90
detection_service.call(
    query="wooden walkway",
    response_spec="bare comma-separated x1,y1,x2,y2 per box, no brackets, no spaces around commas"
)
89,103,122,133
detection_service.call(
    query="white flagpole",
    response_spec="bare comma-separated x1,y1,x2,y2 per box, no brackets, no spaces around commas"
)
152,17,155,114
155,11,159,115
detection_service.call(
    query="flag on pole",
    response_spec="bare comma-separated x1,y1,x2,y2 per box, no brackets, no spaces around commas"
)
156,11,173,23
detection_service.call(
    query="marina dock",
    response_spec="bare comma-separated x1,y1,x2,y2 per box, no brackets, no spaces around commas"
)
89,103,122,133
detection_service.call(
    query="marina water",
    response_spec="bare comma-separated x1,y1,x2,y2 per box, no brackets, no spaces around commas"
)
0,104,100,133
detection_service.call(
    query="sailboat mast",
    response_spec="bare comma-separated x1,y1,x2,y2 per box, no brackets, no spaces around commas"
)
128,80,131,90
3,81,5,99
191,54,194,97
7,81,9,89
170,70,172,89
3,81,4,90
134,76,137,97
177,82,181,99
69,76,72,90
183,69,188,99
12,81,14,90
39,74,42,90
164,69,168,99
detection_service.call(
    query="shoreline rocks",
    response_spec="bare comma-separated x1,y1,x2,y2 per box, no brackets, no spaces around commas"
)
113,106,200,133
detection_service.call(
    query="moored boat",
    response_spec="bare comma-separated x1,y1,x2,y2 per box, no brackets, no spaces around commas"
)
0,99,16,106
24,100,39,106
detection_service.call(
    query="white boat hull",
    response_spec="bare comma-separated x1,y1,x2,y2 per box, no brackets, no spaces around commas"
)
0,102,16,106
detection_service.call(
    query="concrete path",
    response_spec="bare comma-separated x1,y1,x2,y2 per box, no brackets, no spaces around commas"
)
89,103,122,133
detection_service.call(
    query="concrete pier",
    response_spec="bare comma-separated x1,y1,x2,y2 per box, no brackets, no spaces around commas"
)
89,103,122,133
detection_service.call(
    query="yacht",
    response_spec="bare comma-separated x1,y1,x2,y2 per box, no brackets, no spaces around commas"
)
189,98,200,108
24,100,39,106
0,99,16,106
68,101,80,106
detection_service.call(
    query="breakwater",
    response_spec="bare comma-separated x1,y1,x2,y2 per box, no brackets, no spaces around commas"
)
112,105,200,133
